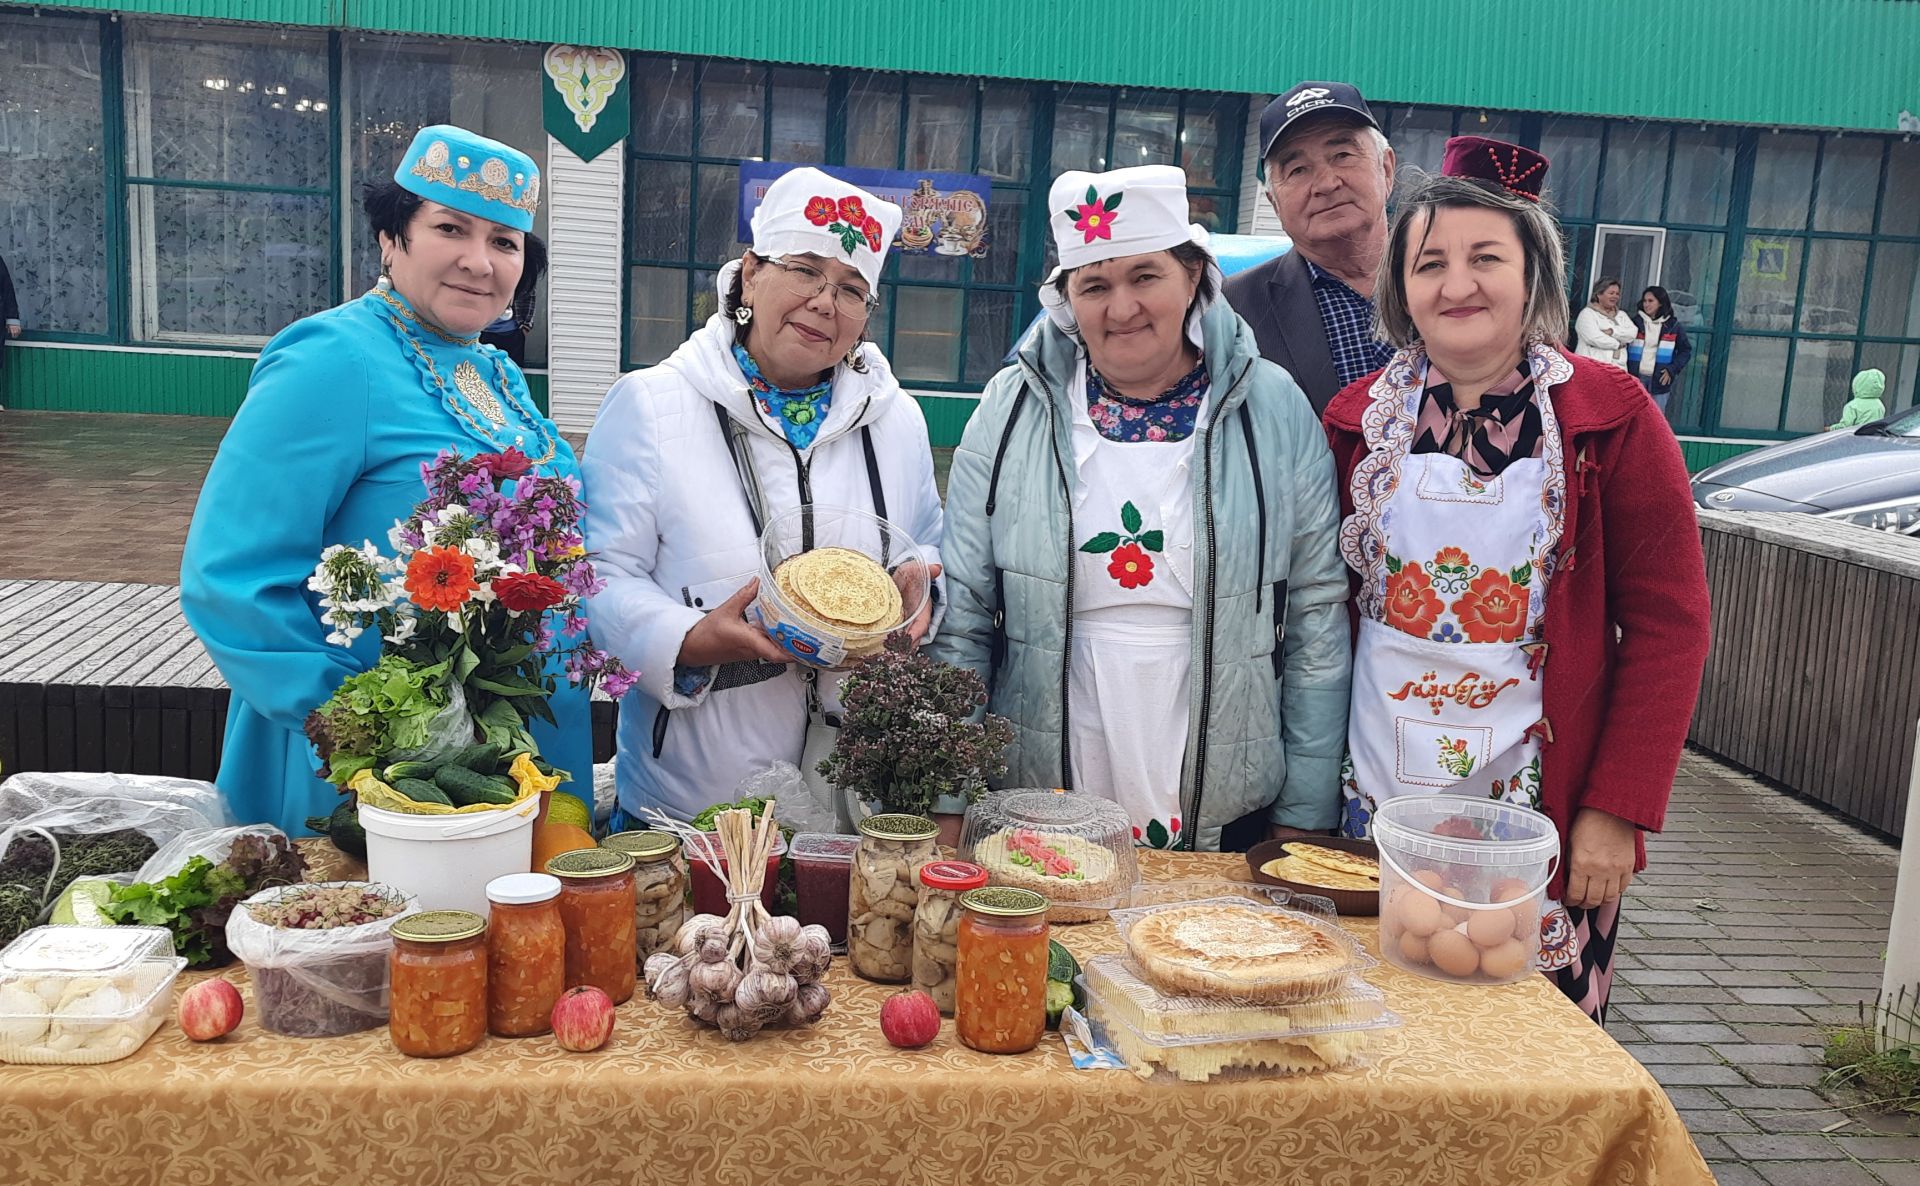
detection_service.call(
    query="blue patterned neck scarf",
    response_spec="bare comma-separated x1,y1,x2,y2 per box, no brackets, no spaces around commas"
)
1085,358,1209,443
733,342,834,450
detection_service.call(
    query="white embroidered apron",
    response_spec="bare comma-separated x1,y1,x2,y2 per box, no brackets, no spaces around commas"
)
1066,365,1201,850
1338,345,1580,969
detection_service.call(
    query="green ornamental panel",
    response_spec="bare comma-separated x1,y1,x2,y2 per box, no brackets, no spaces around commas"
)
542,44,629,163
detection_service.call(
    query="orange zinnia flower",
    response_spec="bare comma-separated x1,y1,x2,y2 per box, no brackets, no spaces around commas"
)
405,546,478,612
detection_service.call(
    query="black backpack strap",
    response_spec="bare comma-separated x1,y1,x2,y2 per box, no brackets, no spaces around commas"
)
860,425,892,567
1239,403,1267,612
714,402,766,536
983,396,1029,681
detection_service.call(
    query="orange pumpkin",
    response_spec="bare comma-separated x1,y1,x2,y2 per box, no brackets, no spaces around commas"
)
532,819,597,871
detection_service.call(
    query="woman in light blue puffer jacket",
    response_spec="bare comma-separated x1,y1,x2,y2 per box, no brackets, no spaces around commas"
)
930,165,1350,853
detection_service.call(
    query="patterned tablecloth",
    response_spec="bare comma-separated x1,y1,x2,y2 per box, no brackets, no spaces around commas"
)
0,844,1711,1186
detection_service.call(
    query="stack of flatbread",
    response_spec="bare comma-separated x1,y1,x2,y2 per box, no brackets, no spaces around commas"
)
771,546,902,656
1259,843,1382,892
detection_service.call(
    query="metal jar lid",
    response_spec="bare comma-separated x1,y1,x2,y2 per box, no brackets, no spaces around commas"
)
959,886,1050,918
391,910,487,943
857,813,939,842
918,860,988,892
545,848,636,880
601,830,679,862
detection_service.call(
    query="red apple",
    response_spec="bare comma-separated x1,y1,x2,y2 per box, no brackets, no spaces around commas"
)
551,986,615,1052
879,990,941,1049
178,978,243,1041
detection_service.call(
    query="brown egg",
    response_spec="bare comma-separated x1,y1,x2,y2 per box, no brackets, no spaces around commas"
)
1397,891,1443,938
1511,902,1542,943
1439,885,1469,925
1466,907,1515,949
1489,877,1532,904
1412,869,1447,891
1398,930,1432,965
1429,928,1481,978
1479,938,1532,980
1381,908,1404,942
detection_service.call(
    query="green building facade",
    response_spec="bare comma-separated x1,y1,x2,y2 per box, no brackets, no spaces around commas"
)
4,0,1918,465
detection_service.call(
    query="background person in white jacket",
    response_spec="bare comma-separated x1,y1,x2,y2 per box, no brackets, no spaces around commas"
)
1572,276,1636,367
582,167,945,826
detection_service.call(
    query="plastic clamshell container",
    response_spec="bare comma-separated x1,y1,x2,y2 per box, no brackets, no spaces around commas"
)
747,503,930,669
1370,796,1561,986
1107,896,1374,1005
0,926,185,1065
790,833,859,948
1079,955,1390,1045
959,790,1141,924
1078,968,1403,1083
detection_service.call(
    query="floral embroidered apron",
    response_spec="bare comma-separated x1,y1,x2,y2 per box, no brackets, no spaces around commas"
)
1066,364,1201,850
1338,344,1580,970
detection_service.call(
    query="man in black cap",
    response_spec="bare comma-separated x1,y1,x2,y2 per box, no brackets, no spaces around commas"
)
1222,81,1397,413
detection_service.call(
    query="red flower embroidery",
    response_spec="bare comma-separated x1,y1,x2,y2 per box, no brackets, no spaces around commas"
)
1108,543,1154,589
1382,562,1443,637
861,215,884,252
837,195,867,225
803,196,838,227
1453,569,1528,643
494,571,568,614
1433,546,1471,569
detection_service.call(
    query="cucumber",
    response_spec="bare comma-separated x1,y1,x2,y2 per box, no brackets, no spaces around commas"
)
433,764,517,806
449,742,505,772
383,760,438,783
394,778,454,807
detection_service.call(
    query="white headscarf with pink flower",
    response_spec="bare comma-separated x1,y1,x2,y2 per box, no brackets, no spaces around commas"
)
1037,164,1223,349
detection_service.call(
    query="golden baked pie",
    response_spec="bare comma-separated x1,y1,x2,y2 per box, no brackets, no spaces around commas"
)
1125,904,1352,1003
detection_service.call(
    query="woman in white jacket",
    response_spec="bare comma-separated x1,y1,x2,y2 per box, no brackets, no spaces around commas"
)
1572,276,1636,368
582,168,945,825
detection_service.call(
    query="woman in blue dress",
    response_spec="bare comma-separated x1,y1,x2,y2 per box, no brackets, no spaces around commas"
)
181,125,590,833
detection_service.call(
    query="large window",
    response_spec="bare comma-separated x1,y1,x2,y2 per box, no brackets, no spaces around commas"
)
347,36,550,365
624,58,1241,387
121,22,333,344
0,12,108,337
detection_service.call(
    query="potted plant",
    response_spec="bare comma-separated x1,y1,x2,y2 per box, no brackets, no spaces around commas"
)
816,635,1014,849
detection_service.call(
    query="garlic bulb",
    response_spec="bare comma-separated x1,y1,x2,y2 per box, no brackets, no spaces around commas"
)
689,958,741,1001
674,914,725,955
715,1002,760,1043
643,951,680,984
736,970,797,1013
794,980,831,1021
650,962,691,1009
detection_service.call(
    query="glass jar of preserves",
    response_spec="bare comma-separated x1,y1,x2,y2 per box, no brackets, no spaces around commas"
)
389,910,489,1058
546,848,638,1004
484,873,565,1038
955,887,1051,1055
602,830,686,964
913,860,988,1014
848,814,939,983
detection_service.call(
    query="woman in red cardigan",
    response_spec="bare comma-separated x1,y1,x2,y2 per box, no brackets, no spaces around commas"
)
1323,137,1710,1023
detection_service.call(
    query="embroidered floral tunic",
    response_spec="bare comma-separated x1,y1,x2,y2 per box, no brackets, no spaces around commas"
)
180,289,592,833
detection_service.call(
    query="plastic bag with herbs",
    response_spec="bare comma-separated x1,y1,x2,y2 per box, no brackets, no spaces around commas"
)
226,881,420,1037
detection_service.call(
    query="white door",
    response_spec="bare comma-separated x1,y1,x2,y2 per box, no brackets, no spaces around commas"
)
1592,225,1667,304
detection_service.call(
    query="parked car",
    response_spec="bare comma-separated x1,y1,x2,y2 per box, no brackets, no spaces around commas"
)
1691,403,1920,536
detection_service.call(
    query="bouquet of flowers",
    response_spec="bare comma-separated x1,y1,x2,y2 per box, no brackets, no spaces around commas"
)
301,447,635,798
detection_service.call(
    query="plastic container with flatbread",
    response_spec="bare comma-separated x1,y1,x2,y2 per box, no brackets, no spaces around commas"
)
748,503,931,669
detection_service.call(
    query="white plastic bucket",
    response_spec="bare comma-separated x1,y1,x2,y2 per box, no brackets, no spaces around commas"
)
359,797,537,915
1371,796,1560,985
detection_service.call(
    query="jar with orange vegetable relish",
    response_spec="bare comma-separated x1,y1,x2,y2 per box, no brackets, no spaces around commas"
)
546,848,638,1004
389,910,489,1058
954,887,1051,1055
484,873,566,1038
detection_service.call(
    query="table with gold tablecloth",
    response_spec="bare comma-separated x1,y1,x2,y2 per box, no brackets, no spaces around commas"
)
0,846,1711,1186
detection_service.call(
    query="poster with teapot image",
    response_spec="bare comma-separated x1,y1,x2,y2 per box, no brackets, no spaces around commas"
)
738,162,991,259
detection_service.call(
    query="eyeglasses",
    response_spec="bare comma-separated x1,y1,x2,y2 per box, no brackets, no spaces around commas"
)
766,258,879,321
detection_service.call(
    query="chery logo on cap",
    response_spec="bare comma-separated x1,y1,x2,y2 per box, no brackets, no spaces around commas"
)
1288,87,1331,107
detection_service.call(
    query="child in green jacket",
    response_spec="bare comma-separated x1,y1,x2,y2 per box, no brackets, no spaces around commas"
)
1831,368,1888,429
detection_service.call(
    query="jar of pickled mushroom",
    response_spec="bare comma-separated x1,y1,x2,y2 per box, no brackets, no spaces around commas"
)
848,814,939,983
389,910,489,1058
546,848,638,1004
484,873,565,1038
955,887,1050,1055
601,830,686,965
912,860,987,1014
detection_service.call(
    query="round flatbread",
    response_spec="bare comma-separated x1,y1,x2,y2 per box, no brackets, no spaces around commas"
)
1279,843,1380,881
1126,904,1352,1003
784,547,900,628
1260,855,1380,891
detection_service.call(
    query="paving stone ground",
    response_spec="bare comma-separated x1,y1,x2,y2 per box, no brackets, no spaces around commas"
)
4,409,1917,1182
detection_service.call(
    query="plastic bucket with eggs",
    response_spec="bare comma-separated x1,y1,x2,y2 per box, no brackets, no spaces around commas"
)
747,504,931,670
1371,796,1561,985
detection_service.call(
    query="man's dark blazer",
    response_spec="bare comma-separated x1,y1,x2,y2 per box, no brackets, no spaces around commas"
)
1221,249,1342,415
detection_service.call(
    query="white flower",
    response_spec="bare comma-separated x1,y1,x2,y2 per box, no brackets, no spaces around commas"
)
387,522,412,555
462,537,505,574
384,616,419,645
